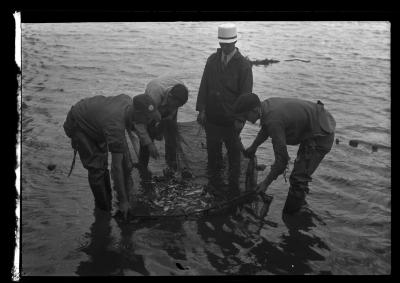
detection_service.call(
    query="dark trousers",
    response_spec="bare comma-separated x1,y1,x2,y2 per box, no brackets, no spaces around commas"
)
204,122,241,189
288,133,335,197
64,110,112,211
139,111,178,170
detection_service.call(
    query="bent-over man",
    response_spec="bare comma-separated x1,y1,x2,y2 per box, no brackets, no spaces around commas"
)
234,93,336,214
135,75,189,178
64,93,161,219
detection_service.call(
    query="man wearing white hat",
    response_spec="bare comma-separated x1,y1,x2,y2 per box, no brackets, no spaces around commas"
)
196,23,253,197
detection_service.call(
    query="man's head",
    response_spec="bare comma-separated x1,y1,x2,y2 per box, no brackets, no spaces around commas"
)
218,23,237,55
166,84,189,110
233,93,261,124
132,93,161,125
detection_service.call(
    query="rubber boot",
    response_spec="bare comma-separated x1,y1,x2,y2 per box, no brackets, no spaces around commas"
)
137,148,152,181
282,188,308,215
104,169,113,209
88,168,112,212
228,181,241,198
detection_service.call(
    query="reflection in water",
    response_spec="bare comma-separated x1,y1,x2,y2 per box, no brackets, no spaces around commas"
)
75,197,331,275
75,208,149,276
276,209,331,274
195,197,331,275
156,220,187,262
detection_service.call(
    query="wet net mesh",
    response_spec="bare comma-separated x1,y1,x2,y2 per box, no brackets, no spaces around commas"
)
124,121,262,219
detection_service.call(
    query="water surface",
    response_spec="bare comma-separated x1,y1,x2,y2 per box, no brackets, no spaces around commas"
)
21,21,390,275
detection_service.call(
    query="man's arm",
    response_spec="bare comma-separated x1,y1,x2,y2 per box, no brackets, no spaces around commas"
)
243,125,269,158
258,124,290,193
111,152,130,218
196,60,209,112
163,108,178,121
249,126,269,150
133,122,159,159
133,122,153,146
239,60,253,94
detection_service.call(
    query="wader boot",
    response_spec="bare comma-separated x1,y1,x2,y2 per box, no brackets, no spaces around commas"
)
205,123,224,191
138,145,153,181
88,168,112,211
64,109,113,212
205,121,241,199
283,187,308,214
163,112,179,172
73,130,112,212
227,136,241,197
284,133,334,214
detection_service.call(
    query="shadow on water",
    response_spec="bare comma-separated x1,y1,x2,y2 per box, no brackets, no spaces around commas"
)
75,208,149,276
193,198,331,275
278,210,331,274
75,197,331,275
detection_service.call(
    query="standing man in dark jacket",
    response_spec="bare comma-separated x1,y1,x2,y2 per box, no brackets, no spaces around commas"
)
196,23,253,196
234,93,336,214
63,94,161,219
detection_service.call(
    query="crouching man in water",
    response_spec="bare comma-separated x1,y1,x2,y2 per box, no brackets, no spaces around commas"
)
135,75,189,178
63,93,161,219
234,93,336,214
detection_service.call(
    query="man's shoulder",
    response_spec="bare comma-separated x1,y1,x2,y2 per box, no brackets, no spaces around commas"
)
149,75,185,87
206,51,219,63
115,93,132,100
234,51,252,68
81,93,130,103
110,93,132,105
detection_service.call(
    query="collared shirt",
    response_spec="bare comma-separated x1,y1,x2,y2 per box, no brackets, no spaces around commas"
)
196,47,253,126
221,47,237,66
145,75,187,109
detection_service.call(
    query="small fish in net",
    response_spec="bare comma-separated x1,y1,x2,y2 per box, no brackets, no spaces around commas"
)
119,121,273,221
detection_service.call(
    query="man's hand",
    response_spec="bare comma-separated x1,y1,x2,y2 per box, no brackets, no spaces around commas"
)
244,145,257,158
256,179,269,194
71,137,78,150
148,143,160,159
119,201,130,220
234,120,245,134
197,110,206,126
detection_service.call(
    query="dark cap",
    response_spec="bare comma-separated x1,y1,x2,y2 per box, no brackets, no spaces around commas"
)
233,93,261,114
132,94,161,124
169,84,188,107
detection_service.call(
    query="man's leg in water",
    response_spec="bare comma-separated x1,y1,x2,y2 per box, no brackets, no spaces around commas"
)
73,130,112,211
284,133,334,214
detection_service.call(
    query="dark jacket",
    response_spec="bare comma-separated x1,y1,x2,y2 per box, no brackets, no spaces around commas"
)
255,97,336,182
196,48,253,126
65,94,133,153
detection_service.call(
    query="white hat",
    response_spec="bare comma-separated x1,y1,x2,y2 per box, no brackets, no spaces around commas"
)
218,23,237,43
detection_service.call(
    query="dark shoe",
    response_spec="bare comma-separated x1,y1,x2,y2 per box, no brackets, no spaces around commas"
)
205,182,218,195
229,183,241,198
138,166,152,181
163,166,176,179
282,190,308,215
91,188,112,212
114,209,135,222
205,182,227,201
181,167,193,179
94,202,112,212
